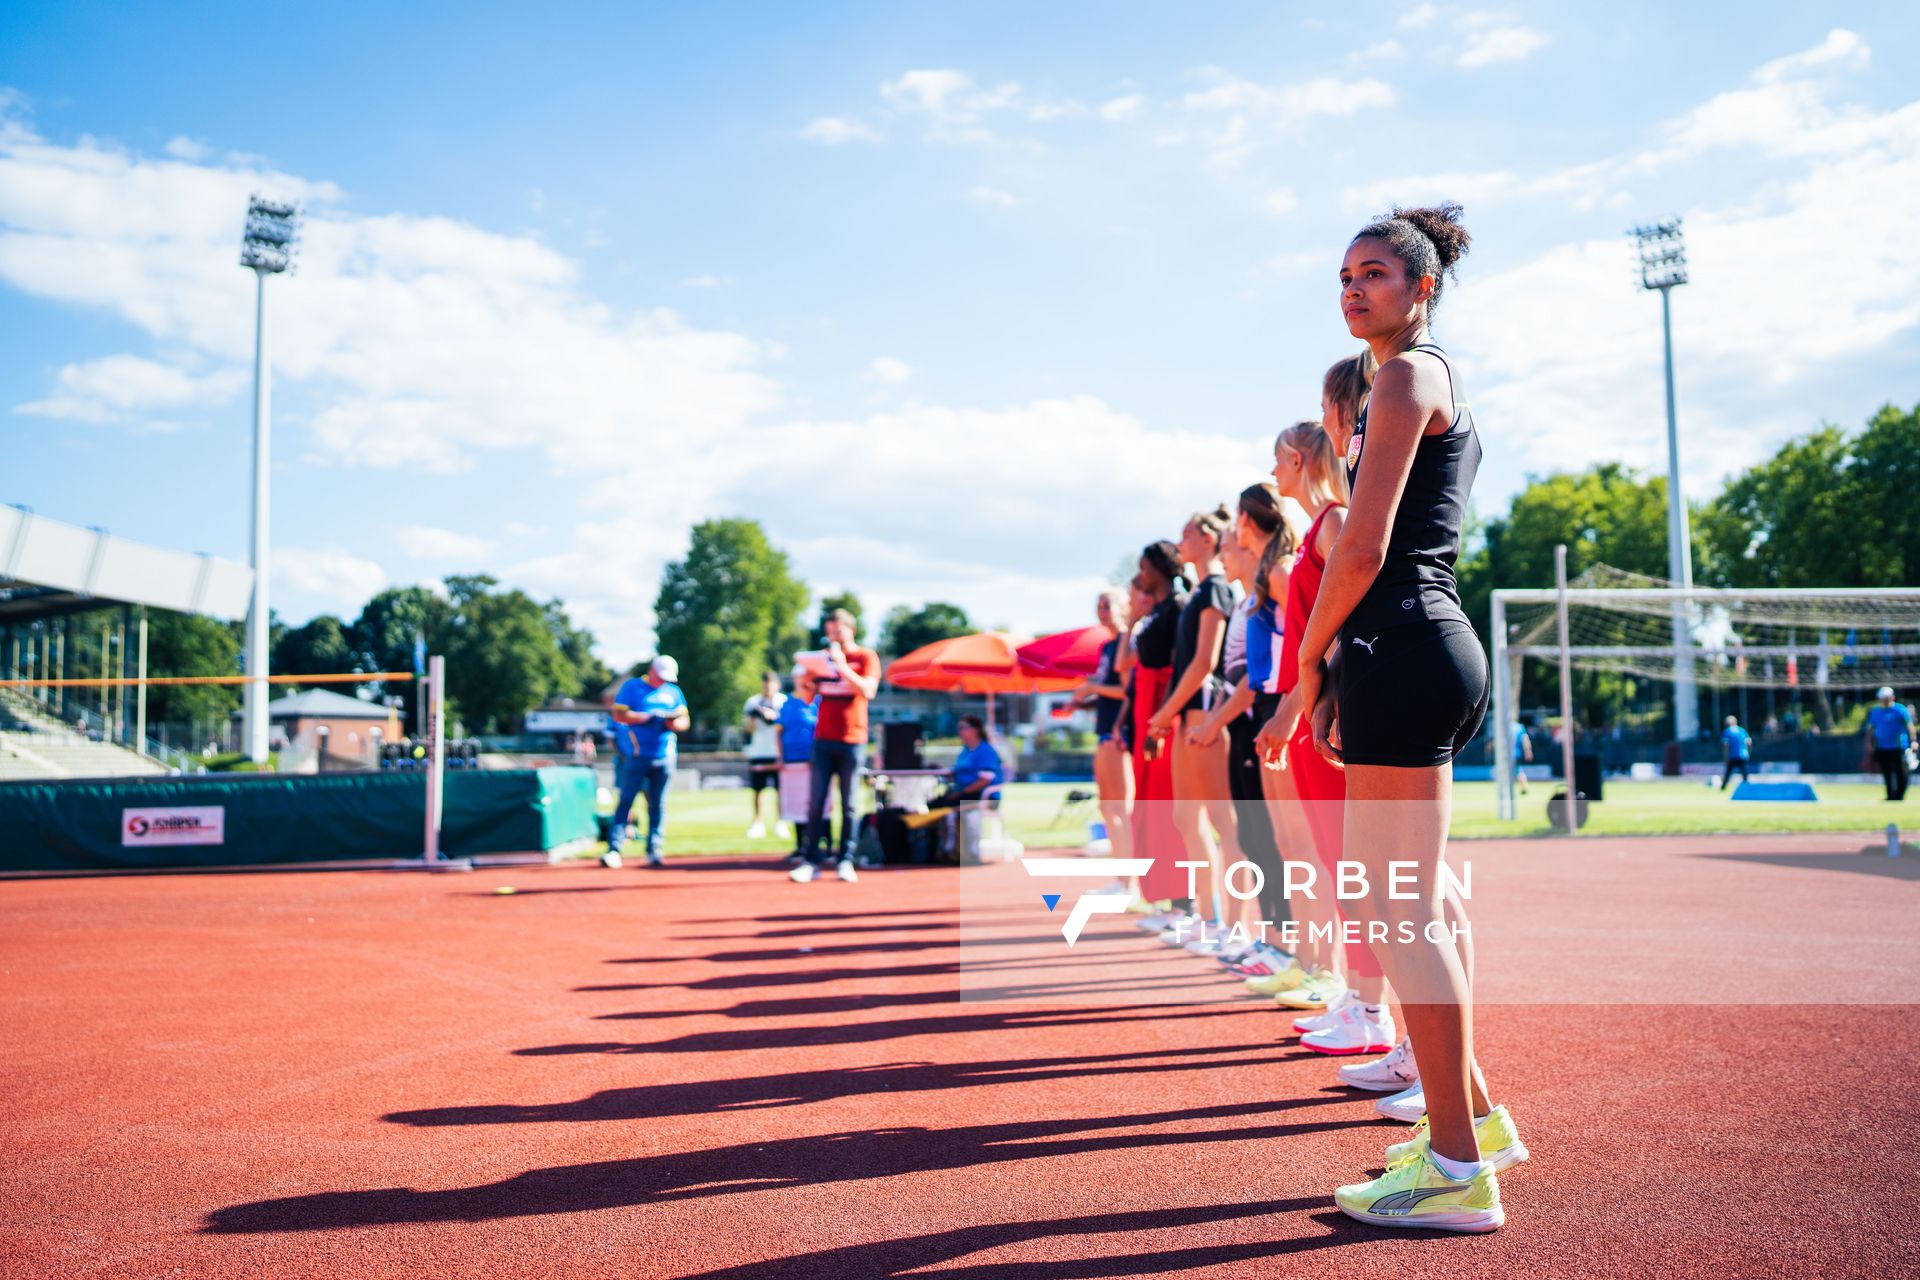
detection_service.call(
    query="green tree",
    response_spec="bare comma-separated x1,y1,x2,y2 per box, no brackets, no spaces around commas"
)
438,575,577,734
1699,405,1920,589
878,601,974,656
352,585,452,729
654,519,812,732
814,590,865,645
273,615,357,683
142,609,243,728
1456,463,1680,729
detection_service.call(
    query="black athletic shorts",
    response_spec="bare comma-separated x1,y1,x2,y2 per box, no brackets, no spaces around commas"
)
747,757,778,791
1336,619,1488,769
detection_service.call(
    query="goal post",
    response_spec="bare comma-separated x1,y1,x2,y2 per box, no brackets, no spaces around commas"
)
1491,563,1920,821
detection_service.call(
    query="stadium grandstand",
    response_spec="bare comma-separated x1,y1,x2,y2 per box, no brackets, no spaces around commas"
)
0,504,252,780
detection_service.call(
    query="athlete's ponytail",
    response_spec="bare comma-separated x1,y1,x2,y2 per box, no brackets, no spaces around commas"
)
1141,539,1186,592
1276,419,1349,510
1352,202,1471,316
1187,503,1233,548
1239,482,1297,611
1322,350,1375,443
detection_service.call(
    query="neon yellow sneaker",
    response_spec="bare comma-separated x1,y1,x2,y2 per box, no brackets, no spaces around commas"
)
1124,895,1157,915
1386,1104,1530,1173
1334,1149,1504,1233
1243,961,1308,995
1271,966,1343,1010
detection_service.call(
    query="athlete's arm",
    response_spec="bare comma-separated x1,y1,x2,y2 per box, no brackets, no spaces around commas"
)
1152,607,1227,733
1190,676,1253,747
1294,353,1447,677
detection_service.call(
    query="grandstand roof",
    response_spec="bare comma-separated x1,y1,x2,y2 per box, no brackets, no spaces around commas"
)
0,505,253,624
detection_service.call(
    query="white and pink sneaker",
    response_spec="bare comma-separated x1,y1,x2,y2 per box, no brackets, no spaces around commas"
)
1300,1000,1395,1056
1337,1036,1420,1091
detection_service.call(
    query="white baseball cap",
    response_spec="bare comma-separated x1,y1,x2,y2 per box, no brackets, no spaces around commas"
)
651,655,679,682
1878,686,1896,700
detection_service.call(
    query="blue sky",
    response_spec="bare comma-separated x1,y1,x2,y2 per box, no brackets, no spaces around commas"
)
3,2,1916,663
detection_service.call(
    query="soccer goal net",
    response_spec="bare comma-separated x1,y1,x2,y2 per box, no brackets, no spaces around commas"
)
1490,564,1920,818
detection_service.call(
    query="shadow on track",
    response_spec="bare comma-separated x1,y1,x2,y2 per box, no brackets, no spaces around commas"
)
512,1003,1251,1056
207,1099,1369,1233
385,1044,1300,1126
675,1199,1387,1279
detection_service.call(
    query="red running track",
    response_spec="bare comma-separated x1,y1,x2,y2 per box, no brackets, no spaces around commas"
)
3,833,1918,1279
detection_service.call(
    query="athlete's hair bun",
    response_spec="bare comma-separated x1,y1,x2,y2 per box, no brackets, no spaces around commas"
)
1353,202,1472,317
1393,204,1471,271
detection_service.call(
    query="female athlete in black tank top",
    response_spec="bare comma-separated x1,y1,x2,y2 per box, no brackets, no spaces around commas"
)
1293,204,1521,1234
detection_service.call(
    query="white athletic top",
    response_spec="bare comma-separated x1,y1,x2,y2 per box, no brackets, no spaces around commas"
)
743,693,786,757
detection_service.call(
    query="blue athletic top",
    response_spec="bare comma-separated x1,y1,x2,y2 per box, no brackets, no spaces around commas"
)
1244,600,1282,695
1722,726,1751,760
1869,704,1913,750
779,695,818,760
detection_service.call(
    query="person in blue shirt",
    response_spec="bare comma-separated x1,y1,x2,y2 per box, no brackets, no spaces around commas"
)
929,715,1004,811
1719,715,1752,792
1867,687,1912,801
603,655,690,868
1510,719,1534,795
776,672,820,860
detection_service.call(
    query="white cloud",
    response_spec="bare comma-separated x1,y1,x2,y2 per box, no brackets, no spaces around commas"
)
396,525,497,561
798,116,883,145
1181,71,1395,165
1457,25,1551,68
163,136,209,162
879,69,1028,143
1098,94,1147,123
864,356,912,385
15,353,242,423
968,184,1020,208
680,273,728,288
1353,39,1405,62
1438,32,1920,503
1399,3,1442,29
273,547,388,613
1262,186,1299,216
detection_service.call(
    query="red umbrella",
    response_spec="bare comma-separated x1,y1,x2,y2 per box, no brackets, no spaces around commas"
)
1016,624,1115,680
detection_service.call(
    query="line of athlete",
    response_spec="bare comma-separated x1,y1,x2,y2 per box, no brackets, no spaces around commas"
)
1076,203,1522,1233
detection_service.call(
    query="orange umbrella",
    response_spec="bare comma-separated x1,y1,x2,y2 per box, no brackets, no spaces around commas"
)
887,632,1079,732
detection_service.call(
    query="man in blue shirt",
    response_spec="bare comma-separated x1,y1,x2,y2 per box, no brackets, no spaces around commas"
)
1867,687,1912,801
776,672,819,861
1510,719,1534,795
604,655,690,868
1720,715,1752,791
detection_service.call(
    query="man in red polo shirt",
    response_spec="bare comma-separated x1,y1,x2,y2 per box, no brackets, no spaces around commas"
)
791,608,880,882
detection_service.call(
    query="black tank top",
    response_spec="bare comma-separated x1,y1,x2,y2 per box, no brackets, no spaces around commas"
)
1342,342,1481,637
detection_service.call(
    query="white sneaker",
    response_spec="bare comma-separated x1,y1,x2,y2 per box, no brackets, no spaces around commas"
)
776,821,792,839
1338,1036,1420,1092
600,850,623,869
789,863,817,883
1091,878,1127,896
746,821,767,839
1137,911,1181,932
1184,934,1224,954
835,858,859,882
1158,923,1197,945
1376,1082,1426,1123
1291,988,1357,1034
1300,1000,1396,1056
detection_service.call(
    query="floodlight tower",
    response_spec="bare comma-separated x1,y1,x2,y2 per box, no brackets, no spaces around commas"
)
1631,218,1698,744
239,196,300,763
